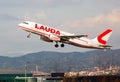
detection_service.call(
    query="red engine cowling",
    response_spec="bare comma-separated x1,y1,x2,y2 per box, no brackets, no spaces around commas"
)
40,36,53,42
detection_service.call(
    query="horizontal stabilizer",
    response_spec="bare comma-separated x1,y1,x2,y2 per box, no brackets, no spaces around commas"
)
99,45,112,49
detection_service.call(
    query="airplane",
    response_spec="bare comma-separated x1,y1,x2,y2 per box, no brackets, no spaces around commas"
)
18,21,112,49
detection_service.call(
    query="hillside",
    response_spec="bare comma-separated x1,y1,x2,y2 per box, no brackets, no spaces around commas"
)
0,49,120,72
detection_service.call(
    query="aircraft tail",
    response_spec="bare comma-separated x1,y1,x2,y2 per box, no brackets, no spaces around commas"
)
92,29,112,45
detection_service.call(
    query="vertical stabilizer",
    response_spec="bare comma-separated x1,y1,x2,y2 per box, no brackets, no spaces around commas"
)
93,29,112,45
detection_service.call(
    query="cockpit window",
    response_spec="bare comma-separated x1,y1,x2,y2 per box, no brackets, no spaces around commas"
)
23,22,29,24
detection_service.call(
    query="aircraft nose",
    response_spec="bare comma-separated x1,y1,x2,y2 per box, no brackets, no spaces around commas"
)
18,23,23,28
18,23,21,26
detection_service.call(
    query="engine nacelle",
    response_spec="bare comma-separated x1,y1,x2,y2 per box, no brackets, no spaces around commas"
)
40,36,53,42
49,34,60,42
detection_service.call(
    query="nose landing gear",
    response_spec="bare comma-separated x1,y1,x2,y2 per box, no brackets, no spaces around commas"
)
27,32,31,38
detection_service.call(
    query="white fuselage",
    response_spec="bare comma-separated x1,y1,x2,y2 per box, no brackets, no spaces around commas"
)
18,21,112,49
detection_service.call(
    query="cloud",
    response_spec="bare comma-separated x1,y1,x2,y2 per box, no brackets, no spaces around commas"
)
90,8,120,27
61,8,120,34
60,9,120,49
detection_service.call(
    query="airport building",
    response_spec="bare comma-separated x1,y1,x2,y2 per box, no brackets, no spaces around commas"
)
0,73,63,82
0,73,120,82
0,66,120,82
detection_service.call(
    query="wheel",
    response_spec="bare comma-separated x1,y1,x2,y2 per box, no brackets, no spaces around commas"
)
27,35,30,38
61,43,64,47
55,44,59,47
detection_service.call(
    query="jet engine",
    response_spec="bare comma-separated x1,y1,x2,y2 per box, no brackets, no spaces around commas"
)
49,34,60,42
40,36,53,42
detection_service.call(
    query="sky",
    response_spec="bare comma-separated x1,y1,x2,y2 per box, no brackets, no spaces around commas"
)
0,0,120,56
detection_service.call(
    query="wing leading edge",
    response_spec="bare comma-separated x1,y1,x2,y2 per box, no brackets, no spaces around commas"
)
59,35,88,41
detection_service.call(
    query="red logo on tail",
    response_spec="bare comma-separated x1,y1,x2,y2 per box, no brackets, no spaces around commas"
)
97,29,112,45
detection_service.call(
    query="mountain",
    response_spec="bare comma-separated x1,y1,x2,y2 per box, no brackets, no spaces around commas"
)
0,49,120,72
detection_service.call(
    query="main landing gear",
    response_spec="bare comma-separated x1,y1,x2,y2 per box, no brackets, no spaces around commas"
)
55,42,65,48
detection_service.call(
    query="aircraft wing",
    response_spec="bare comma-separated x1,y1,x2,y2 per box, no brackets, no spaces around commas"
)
59,35,88,41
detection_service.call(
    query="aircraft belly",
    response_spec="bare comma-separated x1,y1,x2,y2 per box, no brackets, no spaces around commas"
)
69,39,89,47
68,39,100,49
